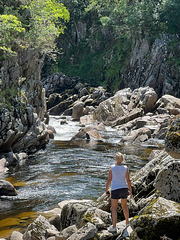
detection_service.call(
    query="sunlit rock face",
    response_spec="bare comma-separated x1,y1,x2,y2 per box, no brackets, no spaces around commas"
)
122,35,180,98
93,87,158,125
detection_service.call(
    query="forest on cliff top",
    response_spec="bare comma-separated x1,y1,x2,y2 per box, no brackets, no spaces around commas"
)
0,0,180,93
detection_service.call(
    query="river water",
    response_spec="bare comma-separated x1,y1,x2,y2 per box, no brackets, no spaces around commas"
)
0,116,163,238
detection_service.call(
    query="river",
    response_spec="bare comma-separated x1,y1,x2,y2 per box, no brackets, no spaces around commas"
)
0,116,163,238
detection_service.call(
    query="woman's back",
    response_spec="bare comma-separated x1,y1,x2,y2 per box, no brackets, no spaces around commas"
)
111,164,128,190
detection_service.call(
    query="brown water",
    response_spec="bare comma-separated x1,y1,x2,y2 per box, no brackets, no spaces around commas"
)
0,118,164,238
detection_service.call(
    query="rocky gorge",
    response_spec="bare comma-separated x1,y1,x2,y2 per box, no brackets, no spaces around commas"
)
0,71,179,240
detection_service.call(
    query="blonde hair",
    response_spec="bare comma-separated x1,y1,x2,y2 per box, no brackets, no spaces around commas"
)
115,152,125,163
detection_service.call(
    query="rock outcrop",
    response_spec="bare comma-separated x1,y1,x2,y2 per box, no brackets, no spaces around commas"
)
165,115,180,159
130,197,180,240
122,35,180,98
131,150,180,203
71,126,104,141
1,47,46,120
0,105,49,155
23,215,59,239
0,180,17,196
93,87,158,125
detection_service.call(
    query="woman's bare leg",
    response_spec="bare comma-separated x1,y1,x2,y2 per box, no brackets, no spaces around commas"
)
111,199,119,228
121,198,129,225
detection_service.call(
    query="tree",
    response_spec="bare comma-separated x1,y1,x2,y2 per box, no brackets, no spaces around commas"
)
0,14,25,57
26,0,70,52
0,0,70,57
159,0,180,36
87,0,165,38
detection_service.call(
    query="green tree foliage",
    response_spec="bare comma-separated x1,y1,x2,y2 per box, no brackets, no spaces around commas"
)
0,14,25,56
26,0,70,51
0,0,70,57
160,0,180,35
87,0,180,38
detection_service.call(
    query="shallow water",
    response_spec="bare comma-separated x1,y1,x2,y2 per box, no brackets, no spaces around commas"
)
0,116,163,238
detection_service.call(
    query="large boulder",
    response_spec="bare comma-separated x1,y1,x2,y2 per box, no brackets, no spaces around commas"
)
67,222,96,240
0,158,8,173
59,200,97,231
165,115,180,159
116,113,170,140
154,160,180,202
72,101,85,120
131,150,179,202
47,93,62,110
10,231,23,240
23,215,59,239
93,87,158,125
130,197,180,240
0,180,17,196
156,95,180,115
56,225,78,240
49,98,74,115
71,126,104,141
83,207,111,230
120,127,151,144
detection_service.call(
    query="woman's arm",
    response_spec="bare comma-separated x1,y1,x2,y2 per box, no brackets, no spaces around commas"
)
126,167,133,198
106,167,112,195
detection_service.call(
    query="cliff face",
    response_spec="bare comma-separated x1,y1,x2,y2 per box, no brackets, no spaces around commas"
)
1,47,46,120
50,14,180,98
122,35,180,98
0,47,49,156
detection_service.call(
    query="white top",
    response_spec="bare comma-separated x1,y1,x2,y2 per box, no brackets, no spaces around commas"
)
111,164,128,190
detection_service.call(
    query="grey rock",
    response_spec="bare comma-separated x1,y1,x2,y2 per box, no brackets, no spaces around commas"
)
154,160,180,202
122,35,179,98
120,127,151,144
47,125,56,133
74,82,84,91
94,87,157,126
10,231,23,240
59,200,97,231
72,101,84,120
47,94,62,110
130,197,180,240
0,180,17,196
0,158,8,173
60,203,90,231
156,95,180,115
63,107,73,116
84,207,111,228
71,127,103,141
56,225,78,240
67,222,96,240
49,215,61,231
131,149,180,203
49,99,73,115
79,88,89,98
23,215,59,240
165,115,180,158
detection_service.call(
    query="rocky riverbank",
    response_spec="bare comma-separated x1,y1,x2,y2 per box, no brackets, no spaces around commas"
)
2,148,179,240
0,73,179,240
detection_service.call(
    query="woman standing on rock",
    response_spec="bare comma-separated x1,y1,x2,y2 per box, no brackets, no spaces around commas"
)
106,152,133,233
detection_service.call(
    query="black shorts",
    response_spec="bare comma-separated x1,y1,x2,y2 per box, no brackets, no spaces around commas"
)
111,188,129,199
